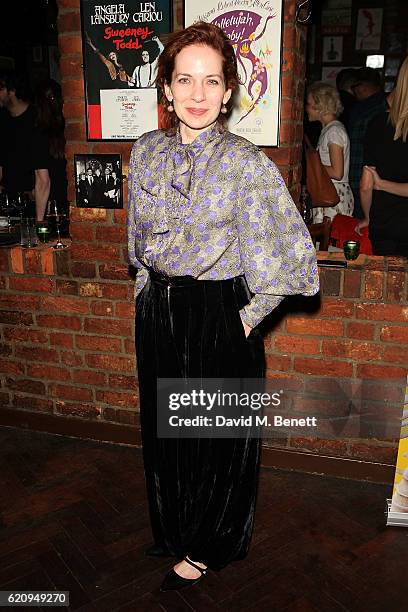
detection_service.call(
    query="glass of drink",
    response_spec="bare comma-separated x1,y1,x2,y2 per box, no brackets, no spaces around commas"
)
343,240,360,260
46,200,68,249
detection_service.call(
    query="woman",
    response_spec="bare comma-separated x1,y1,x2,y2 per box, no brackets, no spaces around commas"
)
306,82,354,223
356,57,408,256
127,22,319,592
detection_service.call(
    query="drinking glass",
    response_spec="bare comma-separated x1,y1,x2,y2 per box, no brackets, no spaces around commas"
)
46,200,68,250
343,240,360,261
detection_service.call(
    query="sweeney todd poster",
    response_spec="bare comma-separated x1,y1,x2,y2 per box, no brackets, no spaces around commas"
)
80,1,171,140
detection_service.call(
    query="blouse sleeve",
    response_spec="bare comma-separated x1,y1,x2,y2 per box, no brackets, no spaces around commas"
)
325,124,347,148
237,151,319,329
127,138,149,296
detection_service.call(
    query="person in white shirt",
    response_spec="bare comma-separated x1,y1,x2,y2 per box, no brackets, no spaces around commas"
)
306,82,354,223
130,36,164,88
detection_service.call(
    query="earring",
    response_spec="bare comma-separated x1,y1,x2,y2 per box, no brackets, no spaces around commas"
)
221,104,227,114
167,100,174,112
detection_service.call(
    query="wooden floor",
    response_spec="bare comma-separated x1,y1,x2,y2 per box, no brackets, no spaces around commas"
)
1,427,407,612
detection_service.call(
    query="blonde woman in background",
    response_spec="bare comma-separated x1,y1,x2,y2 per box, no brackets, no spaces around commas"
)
356,56,408,256
306,82,354,223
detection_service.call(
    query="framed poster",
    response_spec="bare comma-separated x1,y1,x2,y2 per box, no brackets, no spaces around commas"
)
355,8,383,51
80,0,172,140
75,154,123,208
185,0,283,147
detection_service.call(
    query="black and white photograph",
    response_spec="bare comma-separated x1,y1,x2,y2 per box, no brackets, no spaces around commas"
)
74,154,122,209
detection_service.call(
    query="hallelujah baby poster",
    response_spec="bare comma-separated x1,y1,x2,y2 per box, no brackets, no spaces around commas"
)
185,0,283,146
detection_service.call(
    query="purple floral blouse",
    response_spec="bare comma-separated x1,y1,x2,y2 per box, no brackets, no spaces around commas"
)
127,123,319,328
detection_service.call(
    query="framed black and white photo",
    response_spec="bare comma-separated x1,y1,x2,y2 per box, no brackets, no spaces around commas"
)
184,0,284,147
74,154,123,209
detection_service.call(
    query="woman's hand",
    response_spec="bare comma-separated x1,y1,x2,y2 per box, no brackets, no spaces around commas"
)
364,166,383,191
355,218,369,236
243,322,252,338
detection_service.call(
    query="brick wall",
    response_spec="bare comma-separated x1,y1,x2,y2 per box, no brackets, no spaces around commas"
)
1,0,406,471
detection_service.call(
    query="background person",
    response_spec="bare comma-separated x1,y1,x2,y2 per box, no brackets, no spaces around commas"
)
356,57,408,256
0,71,50,221
127,22,319,592
130,36,164,88
306,82,354,223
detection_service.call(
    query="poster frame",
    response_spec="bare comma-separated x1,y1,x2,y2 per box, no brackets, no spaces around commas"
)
183,0,284,148
79,0,172,142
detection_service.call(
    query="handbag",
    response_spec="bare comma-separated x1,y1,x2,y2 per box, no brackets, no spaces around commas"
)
304,134,340,207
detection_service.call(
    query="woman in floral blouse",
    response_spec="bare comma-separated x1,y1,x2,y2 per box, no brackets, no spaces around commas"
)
127,22,319,592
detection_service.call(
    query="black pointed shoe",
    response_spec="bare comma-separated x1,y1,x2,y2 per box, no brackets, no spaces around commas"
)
160,557,207,592
145,544,174,558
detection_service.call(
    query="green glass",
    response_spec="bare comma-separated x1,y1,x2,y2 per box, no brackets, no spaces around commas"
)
36,224,51,243
343,240,360,261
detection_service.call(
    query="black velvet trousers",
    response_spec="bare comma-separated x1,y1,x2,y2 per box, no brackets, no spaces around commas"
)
135,271,265,571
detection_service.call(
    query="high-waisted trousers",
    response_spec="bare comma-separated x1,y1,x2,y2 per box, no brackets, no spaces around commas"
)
135,270,265,571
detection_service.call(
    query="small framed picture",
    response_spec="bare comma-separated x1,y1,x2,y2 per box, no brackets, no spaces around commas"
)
322,37,343,63
74,154,123,209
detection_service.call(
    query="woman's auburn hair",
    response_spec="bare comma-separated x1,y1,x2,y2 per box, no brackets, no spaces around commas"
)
307,82,343,119
389,55,408,142
155,21,239,130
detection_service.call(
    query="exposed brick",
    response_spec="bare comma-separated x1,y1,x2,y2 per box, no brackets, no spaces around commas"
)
0,344,12,357
0,295,41,311
0,360,25,375
63,101,85,121
318,299,354,318
346,322,375,340
26,364,70,381
60,57,83,78
109,374,138,391
73,369,107,386
40,249,54,275
364,270,383,300
321,339,381,361
6,378,46,395
71,244,121,263
10,247,24,273
70,208,107,222
71,262,97,278
24,250,42,274
380,325,408,343
36,315,81,331
99,264,131,281
343,270,361,298
0,250,9,272
79,283,103,297
356,303,408,322
360,383,404,403
65,121,86,141
49,332,74,348
69,223,95,242
58,34,82,55
55,250,71,276
3,328,48,344
96,226,127,243
13,395,53,413
58,10,81,32
274,335,320,355
320,269,341,296
386,271,405,302
99,283,128,300
84,318,132,336
118,410,138,426
85,353,134,373
114,209,127,224
382,346,408,366
60,351,84,367
75,335,122,352
286,318,344,337
56,280,79,295
0,311,33,326
50,384,93,401
9,276,54,293
294,358,353,377
103,406,118,422
96,390,138,408
357,364,407,380
265,354,292,372
124,339,134,354
55,401,100,419
91,301,114,316
41,296,90,315
15,347,59,363
347,443,397,464
116,302,135,318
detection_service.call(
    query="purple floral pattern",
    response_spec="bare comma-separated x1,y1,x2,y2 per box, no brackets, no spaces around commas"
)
127,124,319,328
